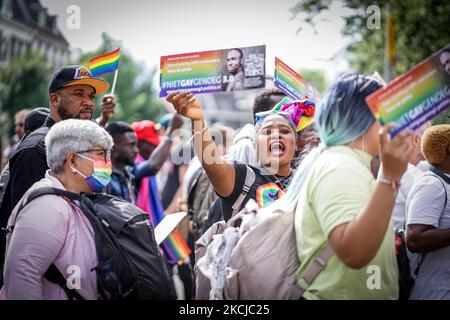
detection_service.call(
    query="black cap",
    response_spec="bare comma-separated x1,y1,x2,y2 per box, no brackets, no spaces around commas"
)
24,107,50,133
48,65,110,95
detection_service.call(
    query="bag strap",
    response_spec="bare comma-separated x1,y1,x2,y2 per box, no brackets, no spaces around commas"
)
412,169,449,280
298,243,334,297
44,264,85,300
230,165,256,218
430,166,450,185
8,187,84,300
15,187,80,215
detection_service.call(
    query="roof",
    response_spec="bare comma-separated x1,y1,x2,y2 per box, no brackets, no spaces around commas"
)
0,0,69,46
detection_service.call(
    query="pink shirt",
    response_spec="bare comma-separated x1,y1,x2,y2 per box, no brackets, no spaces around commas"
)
0,171,98,300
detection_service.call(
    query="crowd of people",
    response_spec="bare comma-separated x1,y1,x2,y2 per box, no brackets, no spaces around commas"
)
0,64,448,300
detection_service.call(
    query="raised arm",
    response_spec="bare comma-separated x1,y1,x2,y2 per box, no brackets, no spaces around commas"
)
147,114,184,175
328,126,414,269
167,92,236,198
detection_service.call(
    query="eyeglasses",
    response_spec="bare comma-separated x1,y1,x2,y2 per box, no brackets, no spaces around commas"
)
77,148,111,163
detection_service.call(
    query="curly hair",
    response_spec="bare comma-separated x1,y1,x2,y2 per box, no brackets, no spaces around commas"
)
421,124,450,165
252,88,286,118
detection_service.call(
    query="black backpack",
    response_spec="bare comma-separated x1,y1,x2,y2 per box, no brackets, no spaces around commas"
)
395,166,449,300
10,187,176,300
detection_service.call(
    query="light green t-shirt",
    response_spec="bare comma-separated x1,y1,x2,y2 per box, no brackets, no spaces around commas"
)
295,145,398,300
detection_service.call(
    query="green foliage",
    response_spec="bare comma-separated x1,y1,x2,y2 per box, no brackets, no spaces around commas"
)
292,0,450,125
298,68,329,94
291,0,450,75
0,50,50,135
79,33,165,124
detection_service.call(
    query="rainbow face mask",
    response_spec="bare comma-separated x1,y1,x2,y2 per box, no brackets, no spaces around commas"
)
71,153,112,192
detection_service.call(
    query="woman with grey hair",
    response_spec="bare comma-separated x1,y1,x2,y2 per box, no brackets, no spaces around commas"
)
0,119,113,300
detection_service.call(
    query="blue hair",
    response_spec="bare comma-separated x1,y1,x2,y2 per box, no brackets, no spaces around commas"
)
317,72,382,147
263,72,383,213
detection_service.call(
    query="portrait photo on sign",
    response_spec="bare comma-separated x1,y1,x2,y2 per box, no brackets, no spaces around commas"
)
221,45,266,92
435,45,450,83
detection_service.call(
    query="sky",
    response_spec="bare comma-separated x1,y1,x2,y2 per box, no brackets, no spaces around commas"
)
41,0,354,87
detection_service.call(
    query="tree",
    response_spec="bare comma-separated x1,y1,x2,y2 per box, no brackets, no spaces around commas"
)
0,50,50,135
79,33,165,124
299,68,329,94
291,0,450,124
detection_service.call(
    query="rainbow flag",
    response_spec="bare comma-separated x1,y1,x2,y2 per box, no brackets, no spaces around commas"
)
366,43,450,137
274,57,321,104
89,48,120,77
135,154,191,265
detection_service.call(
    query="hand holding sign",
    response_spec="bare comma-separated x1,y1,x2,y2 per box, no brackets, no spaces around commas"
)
366,44,450,137
378,124,414,182
167,92,204,121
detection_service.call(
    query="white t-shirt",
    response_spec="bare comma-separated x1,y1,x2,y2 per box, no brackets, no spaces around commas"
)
226,124,256,164
392,161,429,230
406,169,450,300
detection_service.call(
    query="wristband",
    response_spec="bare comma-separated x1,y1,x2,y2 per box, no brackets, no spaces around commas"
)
378,174,400,198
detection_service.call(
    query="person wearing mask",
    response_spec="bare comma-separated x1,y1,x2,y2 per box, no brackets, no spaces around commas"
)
0,66,113,279
0,119,113,299
0,66,113,229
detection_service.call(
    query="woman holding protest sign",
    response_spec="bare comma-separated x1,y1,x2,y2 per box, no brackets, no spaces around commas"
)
167,91,302,226
271,72,414,299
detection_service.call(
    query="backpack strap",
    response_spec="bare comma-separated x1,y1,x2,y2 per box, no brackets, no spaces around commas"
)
14,187,80,217
44,264,85,300
412,168,450,280
187,167,206,219
430,166,450,185
298,243,334,297
230,165,256,218
8,187,84,300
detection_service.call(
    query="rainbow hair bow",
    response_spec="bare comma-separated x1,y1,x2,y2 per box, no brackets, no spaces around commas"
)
272,96,316,132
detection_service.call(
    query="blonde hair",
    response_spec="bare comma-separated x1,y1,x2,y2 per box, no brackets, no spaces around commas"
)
421,124,450,165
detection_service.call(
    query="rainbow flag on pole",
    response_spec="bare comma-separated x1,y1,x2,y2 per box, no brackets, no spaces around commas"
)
89,48,121,77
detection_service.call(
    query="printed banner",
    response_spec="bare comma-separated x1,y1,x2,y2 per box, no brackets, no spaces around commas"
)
274,57,321,103
159,45,266,97
366,44,450,137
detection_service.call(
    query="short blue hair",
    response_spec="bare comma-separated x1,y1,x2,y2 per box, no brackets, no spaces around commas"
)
316,72,383,147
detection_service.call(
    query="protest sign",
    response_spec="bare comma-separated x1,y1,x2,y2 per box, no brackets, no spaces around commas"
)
274,57,321,103
366,44,450,137
159,45,266,97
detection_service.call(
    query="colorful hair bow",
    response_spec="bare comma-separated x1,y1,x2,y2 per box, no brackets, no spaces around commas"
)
272,96,316,132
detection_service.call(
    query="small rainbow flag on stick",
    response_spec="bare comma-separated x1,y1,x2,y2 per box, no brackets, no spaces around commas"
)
89,48,121,94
